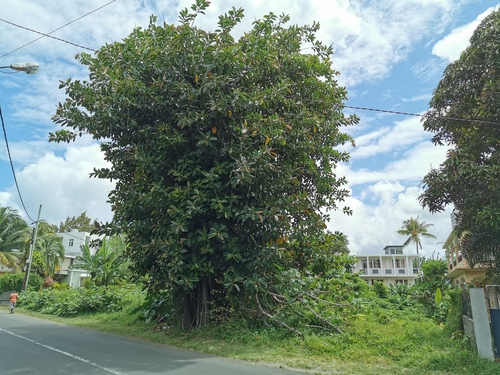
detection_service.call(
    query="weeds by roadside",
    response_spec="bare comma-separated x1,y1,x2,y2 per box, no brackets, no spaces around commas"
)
3,284,498,375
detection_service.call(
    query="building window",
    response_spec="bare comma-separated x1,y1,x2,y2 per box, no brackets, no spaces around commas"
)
395,280,408,285
395,259,405,268
69,239,74,247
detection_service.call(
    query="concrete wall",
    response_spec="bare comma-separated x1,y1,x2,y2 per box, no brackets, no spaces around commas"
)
469,288,494,360
0,291,10,305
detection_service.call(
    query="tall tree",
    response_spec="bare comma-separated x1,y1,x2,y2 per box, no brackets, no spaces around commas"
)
0,207,30,269
397,216,436,255
50,2,356,328
35,235,65,277
58,211,97,233
419,9,500,269
29,221,65,278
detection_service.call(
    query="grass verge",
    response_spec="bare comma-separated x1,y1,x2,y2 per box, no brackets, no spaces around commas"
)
2,303,498,375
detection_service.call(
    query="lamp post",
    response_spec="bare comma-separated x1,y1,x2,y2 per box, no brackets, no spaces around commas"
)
0,62,39,74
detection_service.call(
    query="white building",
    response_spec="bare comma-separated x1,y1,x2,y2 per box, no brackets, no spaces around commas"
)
55,229,100,287
352,245,421,286
57,229,93,257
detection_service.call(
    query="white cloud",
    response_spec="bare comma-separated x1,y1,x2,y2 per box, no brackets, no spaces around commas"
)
3,144,114,226
402,94,432,103
327,129,451,257
343,138,448,187
349,116,431,160
177,0,458,86
327,184,453,258
432,6,499,62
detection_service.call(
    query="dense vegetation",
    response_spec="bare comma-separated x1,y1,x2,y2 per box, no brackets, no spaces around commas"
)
3,271,497,375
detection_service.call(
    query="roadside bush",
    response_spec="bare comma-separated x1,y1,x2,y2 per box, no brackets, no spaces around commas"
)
19,285,132,316
51,282,70,291
0,272,43,292
443,287,464,338
0,273,24,292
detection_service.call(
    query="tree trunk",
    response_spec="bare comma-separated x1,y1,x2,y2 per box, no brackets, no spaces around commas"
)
182,279,210,329
196,280,209,328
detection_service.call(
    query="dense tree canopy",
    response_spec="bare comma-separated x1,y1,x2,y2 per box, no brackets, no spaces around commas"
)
58,212,97,233
419,10,500,269
51,1,357,328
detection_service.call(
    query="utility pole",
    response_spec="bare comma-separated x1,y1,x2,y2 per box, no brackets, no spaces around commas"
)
23,205,42,291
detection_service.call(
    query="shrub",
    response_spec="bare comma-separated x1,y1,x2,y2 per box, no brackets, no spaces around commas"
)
373,281,388,299
0,272,43,292
19,285,130,316
443,288,464,337
0,273,24,292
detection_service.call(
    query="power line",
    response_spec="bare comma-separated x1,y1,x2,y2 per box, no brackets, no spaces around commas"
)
0,0,117,58
0,105,34,222
344,105,500,126
0,19,96,55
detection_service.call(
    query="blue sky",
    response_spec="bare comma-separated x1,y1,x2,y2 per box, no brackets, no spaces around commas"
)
0,0,498,257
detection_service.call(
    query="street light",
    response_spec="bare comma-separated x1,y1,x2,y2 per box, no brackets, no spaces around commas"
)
0,62,39,74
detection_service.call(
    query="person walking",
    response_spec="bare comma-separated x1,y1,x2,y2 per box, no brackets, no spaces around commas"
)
9,290,18,314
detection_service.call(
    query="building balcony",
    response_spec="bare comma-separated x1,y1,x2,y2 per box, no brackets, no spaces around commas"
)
355,267,420,276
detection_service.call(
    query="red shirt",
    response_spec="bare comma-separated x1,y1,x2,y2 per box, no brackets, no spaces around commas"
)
9,293,18,303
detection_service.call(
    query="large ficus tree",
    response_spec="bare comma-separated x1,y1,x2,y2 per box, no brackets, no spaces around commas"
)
51,1,357,328
419,10,500,270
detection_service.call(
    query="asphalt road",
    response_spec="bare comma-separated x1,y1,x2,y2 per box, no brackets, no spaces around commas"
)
0,311,306,375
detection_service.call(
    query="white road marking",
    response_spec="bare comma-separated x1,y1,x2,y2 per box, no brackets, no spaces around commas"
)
0,328,128,375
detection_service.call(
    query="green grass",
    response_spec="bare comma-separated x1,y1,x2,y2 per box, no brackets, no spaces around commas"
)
3,301,499,375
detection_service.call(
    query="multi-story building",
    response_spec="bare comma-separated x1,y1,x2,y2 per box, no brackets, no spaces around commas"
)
55,229,100,287
441,224,488,288
352,245,421,286
57,229,93,257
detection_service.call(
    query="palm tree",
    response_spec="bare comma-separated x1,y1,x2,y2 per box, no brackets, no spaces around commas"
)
397,216,437,255
0,207,31,269
35,235,65,277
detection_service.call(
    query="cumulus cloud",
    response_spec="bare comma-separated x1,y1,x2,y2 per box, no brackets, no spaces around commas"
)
327,184,453,257
432,6,499,62
4,144,114,225
175,0,458,86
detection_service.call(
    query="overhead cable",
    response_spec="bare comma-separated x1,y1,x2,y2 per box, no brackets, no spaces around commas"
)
344,105,500,126
0,105,34,222
0,0,117,58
